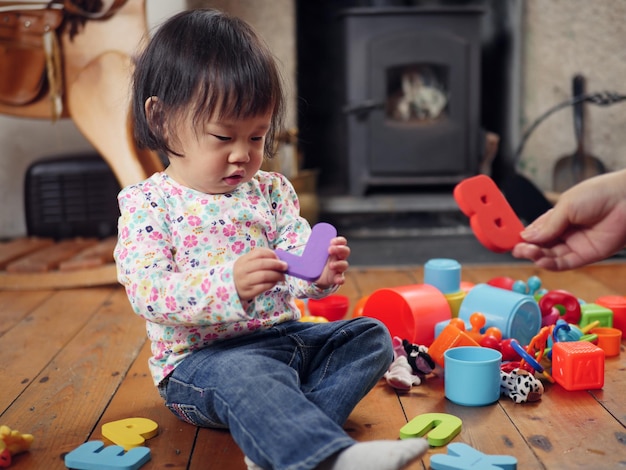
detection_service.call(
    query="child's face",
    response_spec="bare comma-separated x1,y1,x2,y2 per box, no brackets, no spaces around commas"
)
165,111,272,194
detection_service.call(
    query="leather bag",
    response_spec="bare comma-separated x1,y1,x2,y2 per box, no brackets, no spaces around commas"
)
0,3,64,117
0,0,127,120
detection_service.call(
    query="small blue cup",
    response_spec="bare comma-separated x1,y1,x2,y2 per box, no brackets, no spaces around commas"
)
424,258,462,294
444,346,502,406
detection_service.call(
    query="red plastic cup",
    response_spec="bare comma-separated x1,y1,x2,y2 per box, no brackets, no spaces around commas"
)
361,284,451,346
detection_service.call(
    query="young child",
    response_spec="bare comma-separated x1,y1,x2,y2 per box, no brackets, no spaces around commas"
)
114,9,429,470
513,169,626,270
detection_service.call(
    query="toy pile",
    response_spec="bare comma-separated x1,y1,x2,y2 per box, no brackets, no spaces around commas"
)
358,258,623,404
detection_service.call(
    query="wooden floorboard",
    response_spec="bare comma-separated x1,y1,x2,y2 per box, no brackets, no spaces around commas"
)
93,341,198,469
0,288,112,412
0,289,52,337
1,287,146,468
1,262,625,469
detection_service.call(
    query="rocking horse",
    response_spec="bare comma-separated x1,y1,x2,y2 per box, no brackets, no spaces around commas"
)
0,0,164,288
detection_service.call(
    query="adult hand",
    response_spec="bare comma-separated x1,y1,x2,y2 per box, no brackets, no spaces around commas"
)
512,170,626,270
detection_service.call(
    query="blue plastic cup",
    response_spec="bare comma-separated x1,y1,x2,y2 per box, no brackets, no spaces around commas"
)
424,258,462,294
458,283,541,346
444,346,502,406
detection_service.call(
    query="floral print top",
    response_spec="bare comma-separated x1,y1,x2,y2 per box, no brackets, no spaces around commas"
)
114,171,336,386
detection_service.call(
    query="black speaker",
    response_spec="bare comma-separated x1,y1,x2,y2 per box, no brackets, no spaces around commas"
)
24,153,121,239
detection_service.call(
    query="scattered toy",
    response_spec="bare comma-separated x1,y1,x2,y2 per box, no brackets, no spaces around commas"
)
384,337,422,391
430,442,517,470
102,418,158,451
384,355,422,391
401,339,435,378
384,337,435,391
64,441,150,470
0,425,34,468
500,368,544,403
453,175,524,253
399,413,462,447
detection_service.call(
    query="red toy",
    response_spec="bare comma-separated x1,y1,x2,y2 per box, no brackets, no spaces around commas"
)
453,175,524,253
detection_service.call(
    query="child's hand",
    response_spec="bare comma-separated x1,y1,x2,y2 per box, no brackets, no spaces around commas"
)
233,248,288,300
314,237,350,288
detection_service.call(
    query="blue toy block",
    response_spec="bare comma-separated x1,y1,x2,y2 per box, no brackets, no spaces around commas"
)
275,222,337,281
430,442,517,470
64,441,151,470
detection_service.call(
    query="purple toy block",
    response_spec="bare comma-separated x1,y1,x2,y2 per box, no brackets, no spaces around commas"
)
275,222,337,281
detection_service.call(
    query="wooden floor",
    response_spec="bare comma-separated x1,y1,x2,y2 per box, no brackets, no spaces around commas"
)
1,261,625,469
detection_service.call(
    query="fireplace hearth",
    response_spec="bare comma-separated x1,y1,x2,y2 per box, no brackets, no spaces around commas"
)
296,1,533,250
339,6,484,196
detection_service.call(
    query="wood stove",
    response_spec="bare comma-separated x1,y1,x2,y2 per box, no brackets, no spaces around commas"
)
339,6,484,196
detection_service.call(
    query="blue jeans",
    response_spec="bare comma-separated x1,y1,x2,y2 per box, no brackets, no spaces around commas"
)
160,317,393,470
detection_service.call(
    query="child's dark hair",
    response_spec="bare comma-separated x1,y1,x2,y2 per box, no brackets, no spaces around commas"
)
131,9,285,158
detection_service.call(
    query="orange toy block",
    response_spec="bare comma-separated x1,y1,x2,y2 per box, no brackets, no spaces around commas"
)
552,341,605,391
428,323,480,368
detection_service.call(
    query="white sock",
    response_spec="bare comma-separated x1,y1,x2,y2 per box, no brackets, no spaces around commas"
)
245,456,264,470
319,438,429,470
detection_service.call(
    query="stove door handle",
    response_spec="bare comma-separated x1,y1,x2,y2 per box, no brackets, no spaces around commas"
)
343,99,384,118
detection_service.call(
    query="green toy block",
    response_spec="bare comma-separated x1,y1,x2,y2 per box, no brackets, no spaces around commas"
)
579,303,613,329
400,413,462,447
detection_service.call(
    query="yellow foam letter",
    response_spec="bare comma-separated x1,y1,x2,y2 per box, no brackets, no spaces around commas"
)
102,418,158,451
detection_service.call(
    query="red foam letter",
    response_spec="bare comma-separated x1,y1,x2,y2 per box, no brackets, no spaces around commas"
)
453,175,524,253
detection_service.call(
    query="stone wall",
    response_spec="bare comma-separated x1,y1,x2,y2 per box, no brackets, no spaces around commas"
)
187,0,297,130
519,0,626,192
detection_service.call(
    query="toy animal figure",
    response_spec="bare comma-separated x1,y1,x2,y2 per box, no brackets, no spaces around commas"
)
402,339,435,378
385,337,420,391
384,337,435,391
0,425,34,468
500,368,544,403
384,355,422,391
